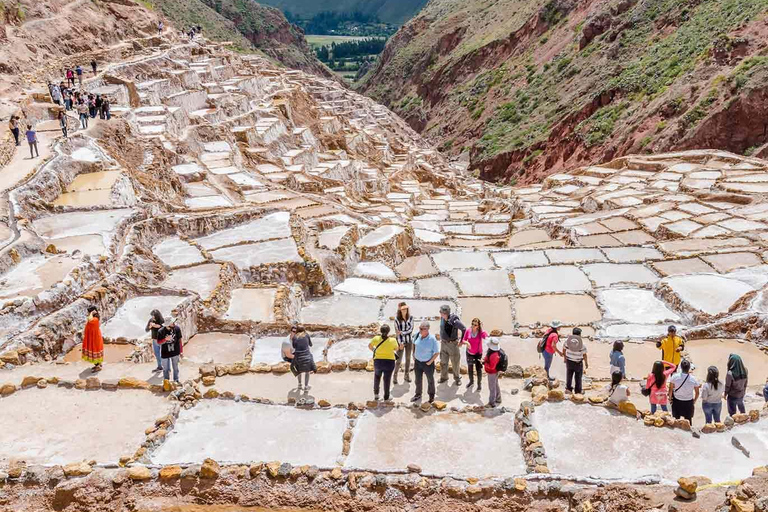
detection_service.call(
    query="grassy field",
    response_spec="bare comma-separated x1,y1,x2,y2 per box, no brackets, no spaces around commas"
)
305,34,370,49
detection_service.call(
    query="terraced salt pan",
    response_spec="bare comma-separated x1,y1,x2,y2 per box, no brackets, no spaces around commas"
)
354,262,396,280
210,238,302,269
431,251,494,271
603,247,663,263
663,275,753,316
335,278,415,298
382,299,453,320
492,251,548,268
162,263,221,299
458,297,514,333
515,295,601,326
345,408,525,478
32,208,135,240
0,254,79,299
183,333,251,365
513,266,591,294
545,248,606,264
0,388,169,465
153,237,206,268
326,338,373,363
318,226,350,250
582,263,658,287
70,147,101,162
356,225,404,247
395,255,438,278
534,401,767,483
600,323,670,339
450,269,513,296
224,288,277,322
416,276,459,298
152,401,347,466
195,212,292,250
102,295,188,340
185,196,232,209
599,289,680,323
250,336,327,365
300,295,382,326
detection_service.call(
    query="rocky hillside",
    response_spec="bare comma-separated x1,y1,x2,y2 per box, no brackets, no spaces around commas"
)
152,0,333,77
358,0,768,184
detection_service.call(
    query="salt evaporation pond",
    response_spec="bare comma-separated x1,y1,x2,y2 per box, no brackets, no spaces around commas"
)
250,336,327,366
102,295,188,340
183,333,251,365
326,338,372,363
152,401,347,466
533,401,768,483
514,266,591,294
300,295,381,326
334,277,414,298
345,408,525,478
224,288,277,323
153,237,206,268
194,212,292,250
598,289,680,324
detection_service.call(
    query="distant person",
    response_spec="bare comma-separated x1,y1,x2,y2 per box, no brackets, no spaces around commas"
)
291,325,316,391
461,317,486,391
393,301,413,384
438,304,466,386
645,360,675,414
66,67,75,88
410,321,439,404
8,116,20,146
607,370,630,406
282,325,296,365
25,124,39,158
158,20,164,36
88,94,97,118
668,359,700,422
95,95,103,119
75,64,83,87
51,83,62,105
539,320,562,381
77,100,88,129
58,111,67,138
609,340,626,378
563,327,588,394
158,317,182,383
701,366,723,424
763,376,768,402
657,325,684,367
725,353,748,416
145,309,165,372
101,97,111,120
369,324,401,401
62,86,72,110
482,337,503,407
82,306,104,372
91,59,97,74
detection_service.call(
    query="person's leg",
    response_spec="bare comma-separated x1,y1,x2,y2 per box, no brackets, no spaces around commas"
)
764,384,768,401
28,142,34,158
162,358,170,380
737,398,745,414
404,343,412,382
304,371,310,388
451,343,461,383
393,352,401,385
152,340,162,369
487,373,497,406
467,353,475,385
172,356,180,382
671,397,680,419
476,357,483,390
660,404,668,412
425,363,435,401
413,360,423,399
650,403,657,415
565,359,574,392
713,402,722,423
373,360,383,399
382,360,394,400
727,396,736,416
543,350,553,379
702,403,713,424
574,361,583,395
439,344,449,382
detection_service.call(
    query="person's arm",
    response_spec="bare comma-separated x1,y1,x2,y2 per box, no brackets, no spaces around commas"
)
619,355,626,377
626,386,631,397
368,338,376,353
427,337,439,365
145,319,152,332
308,335,312,347
724,372,732,397
677,338,685,352
694,385,700,402
583,351,589,370
454,318,467,341
668,380,674,401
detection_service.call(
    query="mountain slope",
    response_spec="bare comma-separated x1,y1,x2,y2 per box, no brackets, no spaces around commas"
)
259,0,428,25
152,0,333,77
358,0,768,183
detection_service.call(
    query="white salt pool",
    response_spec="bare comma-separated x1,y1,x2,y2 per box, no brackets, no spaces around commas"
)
102,295,188,340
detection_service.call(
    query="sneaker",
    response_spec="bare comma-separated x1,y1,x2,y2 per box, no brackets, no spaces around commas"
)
438,378,448,384
154,367,162,372
393,378,399,385
374,394,379,401
297,384,303,390
404,376,411,383
305,385,311,391
465,381,474,389
485,402,496,408
477,384,482,392
428,396,435,403
455,379,462,386
410,395,421,403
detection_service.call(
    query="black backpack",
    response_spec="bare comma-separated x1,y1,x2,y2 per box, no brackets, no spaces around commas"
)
537,330,550,354
496,349,508,372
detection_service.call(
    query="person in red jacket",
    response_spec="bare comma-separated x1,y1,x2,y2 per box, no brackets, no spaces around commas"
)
483,338,502,407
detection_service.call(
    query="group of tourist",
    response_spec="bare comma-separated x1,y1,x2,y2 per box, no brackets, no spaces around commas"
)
8,116,39,159
48,63,112,134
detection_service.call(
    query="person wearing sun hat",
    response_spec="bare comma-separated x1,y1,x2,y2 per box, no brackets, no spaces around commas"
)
483,337,503,407
541,320,563,382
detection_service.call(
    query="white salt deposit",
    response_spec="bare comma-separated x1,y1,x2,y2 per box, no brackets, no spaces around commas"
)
326,338,372,363
152,401,347,466
153,237,206,268
335,278,415,298
224,288,277,322
357,225,404,247
663,274,754,315
492,251,549,268
450,269,513,296
70,147,100,162
431,251,494,271
210,238,302,269
513,266,591,294
300,295,382,326
195,212,292,250
603,247,664,263
382,299,451,319
582,263,659,287
102,295,187,340
598,289,680,324
250,336,327,365
162,263,221,299
416,276,459,298
32,209,135,240
545,248,606,264
318,226,350,250
354,262,397,280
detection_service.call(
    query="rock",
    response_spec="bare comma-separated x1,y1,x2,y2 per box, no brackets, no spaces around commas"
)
200,458,220,479
525,430,540,444
199,364,216,377
251,362,271,373
0,351,21,365
678,477,698,494
249,463,263,478
571,393,585,403
534,465,550,474
731,498,755,512
271,362,291,374
674,486,695,501
307,466,319,479
733,413,749,424
702,423,717,434
732,436,751,457
101,379,119,390
432,400,447,411
159,466,182,480
505,365,524,378
127,466,152,481
181,465,200,480
654,417,665,427
419,402,432,412
315,361,331,374
21,376,42,388
318,399,331,408
348,359,368,370
8,459,25,478
755,497,768,512
85,377,100,390
74,379,87,390
724,416,735,428
676,418,691,431
753,466,768,475
547,389,564,402
330,467,344,480
204,388,219,399
118,377,150,389
331,361,348,372
407,464,421,473
587,395,607,404
277,463,292,478
228,362,248,375
36,379,48,389
0,383,16,396
266,461,281,478
618,401,637,416
63,462,92,477
366,400,379,408
749,409,760,422
716,421,727,432
201,375,216,386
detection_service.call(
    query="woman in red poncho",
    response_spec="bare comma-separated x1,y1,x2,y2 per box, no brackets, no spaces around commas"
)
82,306,104,372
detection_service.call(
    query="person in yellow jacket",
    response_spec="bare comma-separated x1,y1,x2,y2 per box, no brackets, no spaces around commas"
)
369,324,403,401
657,325,685,367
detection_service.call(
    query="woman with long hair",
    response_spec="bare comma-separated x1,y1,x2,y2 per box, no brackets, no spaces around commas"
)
461,317,487,392
607,370,630,405
701,366,723,424
82,306,104,372
725,354,748,416
646,360,675,414
145,309,165,372
291,325,316,391
369,324,402,401
393,302,414,384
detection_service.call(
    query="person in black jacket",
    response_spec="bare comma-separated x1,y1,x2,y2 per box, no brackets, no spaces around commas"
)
145,309,164,372
291,325,316,391
157,317,182,383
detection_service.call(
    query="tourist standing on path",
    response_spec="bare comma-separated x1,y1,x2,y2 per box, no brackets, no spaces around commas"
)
76,65,83,87
725,353,748,416
158,317,182,383
291,325,316,391
646,360,675,414
669,359,700,422
411,322,439,404
66,67,75,88
8,116,20,146
77,100,89,129
609,340,626,378
158,20,164,35
145,309,165,372
393,302,414,384
607,370,630,406
88,95,97,118
657,325,685,368
369,324,402,401
25,125,39,158
563,327,588,395
62,86,72,110
438,304,466,386
461,317,487,391
540,320,562,381
763,376,768,402
701,366,723,424
52,83,62,105
91,59,97,74
95,95,103,119
101,97,111,120
58,111,68,138
483,338,503,407
82,306,104,372
282,324,296,365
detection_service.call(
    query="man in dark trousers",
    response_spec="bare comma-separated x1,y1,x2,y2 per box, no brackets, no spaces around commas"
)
157,317,183,383
438,304,466,386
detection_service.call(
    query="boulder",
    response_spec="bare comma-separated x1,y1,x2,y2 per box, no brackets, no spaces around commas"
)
204,388,219,399
249,463,264,478
74,379,87,390
571,393,585,403
266,461,281,478
8,459,25,478
331,361,348,372
127,466,152,481
749,409,760,422
0,383,16,396
618,401,637,416
731,498,754,512
200,458,221,479
678,477,698,494
702,423,717,434
180,465,200,480
228,362,248,375
251,363,271,373
675,486,695,501
315,361,331,374
21,376,42,388
202,376,216,387
513,478,527,491
0,351,20,365
85,377,101,390
63,462,92,477
277,463,292,478
407,464,421,473
432,400,447,411
547,389,564,402
525,430,540,444
733,413,749,424
587,395,606,404
199,364,216,377
118,377,150,390
159,466,182,480
348,359,368,370
271,362,291,374
330,467,344,480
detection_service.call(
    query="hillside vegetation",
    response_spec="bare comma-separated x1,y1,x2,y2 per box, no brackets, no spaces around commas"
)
260,0,428,25
358,0,768,184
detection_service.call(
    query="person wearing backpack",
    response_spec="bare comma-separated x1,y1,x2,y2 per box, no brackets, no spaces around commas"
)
368,324,402,401
644,360,675,414
563,327,588,394
539,320,563,381
483,338,504,407
668,359,700,422
438,304,466,386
